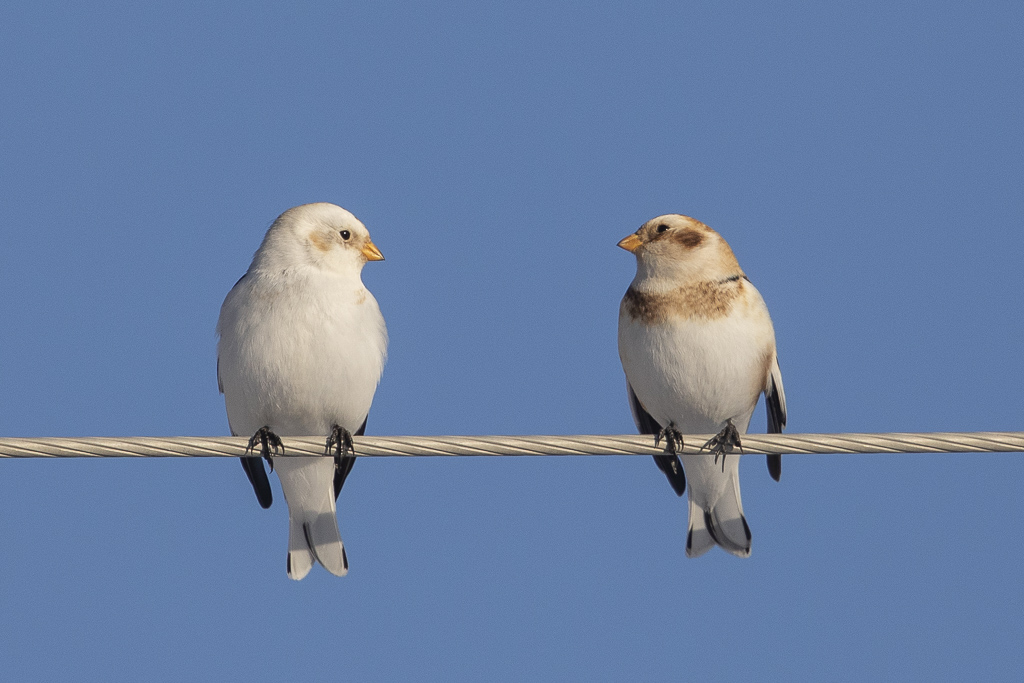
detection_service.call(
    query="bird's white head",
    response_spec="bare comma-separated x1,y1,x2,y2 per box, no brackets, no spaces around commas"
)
250,203,384,275
617,214,741,283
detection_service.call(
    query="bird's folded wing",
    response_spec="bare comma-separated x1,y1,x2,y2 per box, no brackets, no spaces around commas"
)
628,383,687,497
765,354,787,481
241,455,273,509
333,416,367,500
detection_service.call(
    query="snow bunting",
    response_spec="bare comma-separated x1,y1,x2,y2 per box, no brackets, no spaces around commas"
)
617,214,786,558
217,203,388,579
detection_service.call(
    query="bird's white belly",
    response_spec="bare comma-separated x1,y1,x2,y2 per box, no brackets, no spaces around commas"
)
618,313,769,435
220,279,386,437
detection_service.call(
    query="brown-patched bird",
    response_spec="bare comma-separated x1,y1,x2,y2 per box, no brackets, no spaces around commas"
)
617,214,786,557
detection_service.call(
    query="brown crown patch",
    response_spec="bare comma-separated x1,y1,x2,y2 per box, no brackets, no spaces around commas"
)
622,278,745,324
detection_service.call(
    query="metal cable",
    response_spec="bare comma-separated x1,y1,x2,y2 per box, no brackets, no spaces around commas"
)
0,432,1022,458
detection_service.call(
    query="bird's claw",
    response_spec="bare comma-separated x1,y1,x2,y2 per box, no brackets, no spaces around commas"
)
326,424,355,457
701,421,742,471
247,426,283,471
655,423,684,456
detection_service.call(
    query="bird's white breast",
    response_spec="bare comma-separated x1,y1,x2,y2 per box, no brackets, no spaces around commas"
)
617,285,774,435
217,267,388,437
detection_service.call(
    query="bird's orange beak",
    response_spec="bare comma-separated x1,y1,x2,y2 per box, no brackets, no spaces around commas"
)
361,240,385,261
617,233,643,253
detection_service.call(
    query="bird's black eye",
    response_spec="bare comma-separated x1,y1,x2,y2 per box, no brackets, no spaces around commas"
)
340,230,351,240
656,224,669,233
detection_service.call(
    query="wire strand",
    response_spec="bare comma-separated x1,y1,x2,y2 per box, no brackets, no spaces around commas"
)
0,432,1022,458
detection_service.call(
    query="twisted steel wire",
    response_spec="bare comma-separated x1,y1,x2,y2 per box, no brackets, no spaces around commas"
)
0,432,1022,459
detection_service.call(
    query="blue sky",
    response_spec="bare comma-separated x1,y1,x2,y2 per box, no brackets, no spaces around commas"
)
1,1,1022,681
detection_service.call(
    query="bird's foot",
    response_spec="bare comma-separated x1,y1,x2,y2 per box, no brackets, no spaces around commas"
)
655,422,684,456
701,420,742,471
326,424,355,457
247,426,283,471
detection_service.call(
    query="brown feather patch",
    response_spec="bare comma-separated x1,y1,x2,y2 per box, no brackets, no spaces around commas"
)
673,229,704,248
309,232,334,252
622,279,745,324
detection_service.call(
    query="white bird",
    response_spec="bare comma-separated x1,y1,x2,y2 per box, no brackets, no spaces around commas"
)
217,203,388,579
617,214,786,558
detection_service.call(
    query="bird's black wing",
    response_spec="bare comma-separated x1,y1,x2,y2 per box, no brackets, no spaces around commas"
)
333,417,366,500
240,454,273,509
223,359,273,507
629,383,686,497
220,275,274,507
765,355,787,482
